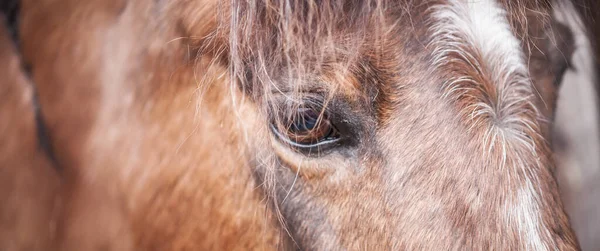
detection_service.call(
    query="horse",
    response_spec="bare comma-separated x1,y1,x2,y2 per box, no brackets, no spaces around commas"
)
0,0,598,250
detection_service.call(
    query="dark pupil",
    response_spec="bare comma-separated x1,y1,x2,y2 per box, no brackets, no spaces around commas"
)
291,108,319,132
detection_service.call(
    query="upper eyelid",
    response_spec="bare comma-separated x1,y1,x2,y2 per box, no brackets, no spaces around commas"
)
270,93,327,114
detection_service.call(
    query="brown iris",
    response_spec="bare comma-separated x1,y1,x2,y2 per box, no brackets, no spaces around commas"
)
275,106,340,149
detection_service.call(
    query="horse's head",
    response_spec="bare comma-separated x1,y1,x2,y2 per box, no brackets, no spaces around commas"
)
5,0,585,250
222,0,579,249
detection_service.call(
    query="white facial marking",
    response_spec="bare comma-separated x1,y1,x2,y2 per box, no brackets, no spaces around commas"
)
430,0,554,250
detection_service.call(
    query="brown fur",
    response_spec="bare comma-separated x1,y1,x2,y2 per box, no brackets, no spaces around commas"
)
0,18,61,251
0,0,591,250
17,0,284,249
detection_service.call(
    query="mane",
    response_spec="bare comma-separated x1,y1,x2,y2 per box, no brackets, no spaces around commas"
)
225,0,393,97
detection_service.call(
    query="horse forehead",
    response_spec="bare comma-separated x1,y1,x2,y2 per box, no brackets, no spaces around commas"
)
355,0,535,113
343,0,532,85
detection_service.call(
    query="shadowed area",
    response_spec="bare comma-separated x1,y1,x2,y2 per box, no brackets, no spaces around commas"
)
0,16,61,251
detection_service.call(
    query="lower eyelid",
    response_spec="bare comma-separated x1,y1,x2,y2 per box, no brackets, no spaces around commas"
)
269,124,341,150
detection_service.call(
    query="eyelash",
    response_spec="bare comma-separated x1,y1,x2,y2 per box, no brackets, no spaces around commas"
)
270,101,342,154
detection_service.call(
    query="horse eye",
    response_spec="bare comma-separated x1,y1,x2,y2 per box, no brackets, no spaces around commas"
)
272,106,341,150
